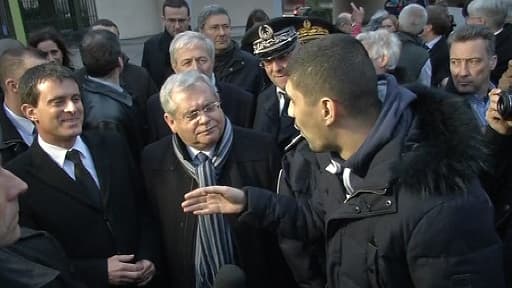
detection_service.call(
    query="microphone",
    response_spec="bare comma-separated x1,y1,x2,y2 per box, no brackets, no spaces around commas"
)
213,264,247,288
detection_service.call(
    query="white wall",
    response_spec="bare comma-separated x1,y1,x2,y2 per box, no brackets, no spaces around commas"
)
94,0,162,39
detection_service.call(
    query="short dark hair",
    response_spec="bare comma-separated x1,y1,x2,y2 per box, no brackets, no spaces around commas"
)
447,24,495,57
162,0,190,16
245,9,269,32
426,5,451,36
0,48,46,90
18,63,77,107
287,34,380,121
28,27,73,68
80,30,122,77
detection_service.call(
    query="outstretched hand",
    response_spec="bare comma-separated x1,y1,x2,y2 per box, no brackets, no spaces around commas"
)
182,186,247,215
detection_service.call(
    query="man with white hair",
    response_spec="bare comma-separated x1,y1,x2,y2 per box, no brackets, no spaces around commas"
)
394,3,432,86
467,0,512,84
141,70,294,288
356,29,402,101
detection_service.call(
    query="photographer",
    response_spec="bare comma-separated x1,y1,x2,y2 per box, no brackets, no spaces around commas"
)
485,88,512,285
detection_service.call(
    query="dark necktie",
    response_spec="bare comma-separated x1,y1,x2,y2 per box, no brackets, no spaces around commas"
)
278,91,289,117
65,149,102,207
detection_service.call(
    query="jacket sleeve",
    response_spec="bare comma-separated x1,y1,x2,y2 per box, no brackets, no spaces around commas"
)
239,186,324,243
406,191,506,288
72,258,109,288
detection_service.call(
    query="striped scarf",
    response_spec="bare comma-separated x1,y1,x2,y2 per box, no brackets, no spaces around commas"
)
172,118,235,288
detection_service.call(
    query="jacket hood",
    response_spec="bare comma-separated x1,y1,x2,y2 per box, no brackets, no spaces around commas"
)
396,84,491,195
343,77,490,197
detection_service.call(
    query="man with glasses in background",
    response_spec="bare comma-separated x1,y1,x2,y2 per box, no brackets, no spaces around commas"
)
142,0,190,87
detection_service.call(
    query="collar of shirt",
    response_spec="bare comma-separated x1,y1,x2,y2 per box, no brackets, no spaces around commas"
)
425,35,442,50
186,145,215,161
3,103,35,145
87,76,124,93
276,87,287,114
38,135,99,184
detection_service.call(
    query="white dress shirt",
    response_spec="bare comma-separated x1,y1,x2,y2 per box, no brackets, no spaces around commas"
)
38,135,100,186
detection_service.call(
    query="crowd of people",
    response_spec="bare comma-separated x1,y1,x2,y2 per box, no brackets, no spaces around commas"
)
1,0,512,287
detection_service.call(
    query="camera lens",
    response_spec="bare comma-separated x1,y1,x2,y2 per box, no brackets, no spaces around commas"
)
497,92,512,120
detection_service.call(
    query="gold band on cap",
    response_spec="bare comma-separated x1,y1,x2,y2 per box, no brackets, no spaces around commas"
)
297,19,330,43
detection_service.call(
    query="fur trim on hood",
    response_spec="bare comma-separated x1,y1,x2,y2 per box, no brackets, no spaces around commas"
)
397,84,492,196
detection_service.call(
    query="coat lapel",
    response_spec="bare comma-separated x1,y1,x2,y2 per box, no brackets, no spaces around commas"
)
29,141,102,211
82,133,111,207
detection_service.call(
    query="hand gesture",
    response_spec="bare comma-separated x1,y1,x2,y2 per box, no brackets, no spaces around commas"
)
350,2,365,25
486,88,512,135
108,254,143,285
182,186,246,215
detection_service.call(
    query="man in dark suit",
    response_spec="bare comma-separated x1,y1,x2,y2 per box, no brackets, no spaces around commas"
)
142,0,190,87
242,17,300,154
6,63,158,287
142,70,296,288
421,5,451,87
146,31,254,142
0,48,47,164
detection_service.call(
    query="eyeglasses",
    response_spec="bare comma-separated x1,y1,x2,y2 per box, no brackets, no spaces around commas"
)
182,101,221,122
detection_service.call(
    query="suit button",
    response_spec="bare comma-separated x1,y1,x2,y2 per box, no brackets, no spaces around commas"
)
385,200,392,207
504,204,511,211
354,206,361,213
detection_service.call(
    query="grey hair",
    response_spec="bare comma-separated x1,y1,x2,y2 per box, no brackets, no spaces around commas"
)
398,4,428,35
197,4,230,31
468,0,508,31
160,70,218,115
335,13,352,28
169,31,215,69
447,24,495,58
357,29,402,70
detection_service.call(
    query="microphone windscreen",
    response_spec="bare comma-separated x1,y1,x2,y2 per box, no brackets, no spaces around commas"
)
213,264,247,288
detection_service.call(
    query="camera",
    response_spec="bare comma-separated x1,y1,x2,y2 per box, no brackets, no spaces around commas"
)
497,91,512,120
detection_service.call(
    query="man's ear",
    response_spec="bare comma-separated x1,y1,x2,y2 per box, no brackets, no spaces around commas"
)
4,78,18,94
164,112,177,133
320,97,337,126
490,55,498,71
21,104,38,123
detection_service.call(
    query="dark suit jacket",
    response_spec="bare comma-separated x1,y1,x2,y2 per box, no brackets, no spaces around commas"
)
141,127,296,288
141,31,175,88
428,36,450,87
146,81,255,142
6,132,158,288
0,103,29,164
253,85,298,155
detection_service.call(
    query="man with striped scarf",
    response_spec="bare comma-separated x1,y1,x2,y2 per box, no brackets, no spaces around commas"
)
141,70,297,288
